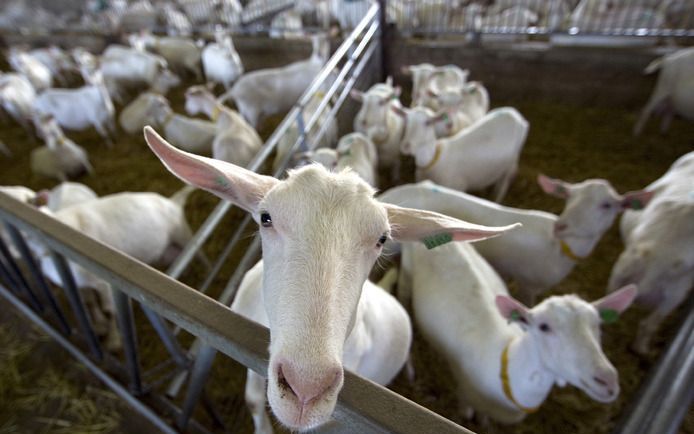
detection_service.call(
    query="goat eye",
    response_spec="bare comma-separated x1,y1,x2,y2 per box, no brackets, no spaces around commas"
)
600,202,612,209
539,323,551,333
260,212,273,228
377,234,388,247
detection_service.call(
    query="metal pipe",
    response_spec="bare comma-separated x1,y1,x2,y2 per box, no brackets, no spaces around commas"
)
113,288,143,395
49,252,104,361
177,345,218,431
4,223,71,334
140,305,190,367
0,234,43,311
0,281,179,434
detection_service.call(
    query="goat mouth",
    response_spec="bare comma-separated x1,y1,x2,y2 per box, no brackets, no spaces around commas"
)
579,379,616,403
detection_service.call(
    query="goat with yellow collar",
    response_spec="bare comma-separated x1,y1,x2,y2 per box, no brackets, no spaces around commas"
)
403,239,637,424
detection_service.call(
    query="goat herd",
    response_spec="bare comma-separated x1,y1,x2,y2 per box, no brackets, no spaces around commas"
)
0,25,692,434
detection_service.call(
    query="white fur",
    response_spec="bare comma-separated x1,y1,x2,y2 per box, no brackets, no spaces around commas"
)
233,259,412,434
33,71,115,143
45,182,98,211
219,35,329,128
147,95,216,154
0,73,37,134
380,178,650,304
130,33,201,80
352,80,404,179
610,151,694,354
8,48,52,92
143,126,519,432
398,107,528,202
634,47,694,136
33,187,197,351
406,240,635,423
184,85,262,166
202,32,244,89
99,44,169,102
119,92,162,134
31,116,92,181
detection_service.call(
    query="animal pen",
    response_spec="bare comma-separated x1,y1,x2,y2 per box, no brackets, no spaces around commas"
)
0,1,693,433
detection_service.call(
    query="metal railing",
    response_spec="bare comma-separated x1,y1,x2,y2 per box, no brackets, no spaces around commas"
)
0,184,474,434
388,0,694,39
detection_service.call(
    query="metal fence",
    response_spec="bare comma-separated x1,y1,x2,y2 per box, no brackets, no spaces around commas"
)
388,0,694,39
1,1,693,433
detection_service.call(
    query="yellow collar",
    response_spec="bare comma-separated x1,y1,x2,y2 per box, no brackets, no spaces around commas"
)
210,105,222,122
559,239,581,262
501,340,540,414
420,143,442,171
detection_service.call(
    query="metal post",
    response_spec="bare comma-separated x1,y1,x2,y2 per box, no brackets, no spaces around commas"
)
113,288,143,395
177,345,218,431
50,252,103,361
377,0,389,82
4,224,71,334
0,234,43,311
140,305,190,368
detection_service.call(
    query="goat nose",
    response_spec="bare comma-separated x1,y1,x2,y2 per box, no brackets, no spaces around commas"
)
277,362,342,405
593,374,618,397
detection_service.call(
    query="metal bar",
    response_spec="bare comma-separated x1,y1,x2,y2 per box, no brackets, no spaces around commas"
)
0,234,43,311
113,288,143,395
613,301,694,434
0,191,477,434
177,345,218,431
49,252,104,361
0,281,179,434
197,213,254,296
140,304,190,368
4,223,71,334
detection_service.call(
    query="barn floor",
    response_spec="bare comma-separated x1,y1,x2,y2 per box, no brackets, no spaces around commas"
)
0,74,693,433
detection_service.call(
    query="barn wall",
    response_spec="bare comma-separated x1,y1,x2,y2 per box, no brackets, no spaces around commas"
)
386,38,674,108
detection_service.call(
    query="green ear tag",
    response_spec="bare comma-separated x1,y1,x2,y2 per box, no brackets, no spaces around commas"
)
422,232,453,250
555,184,568,196
600,309,619,324
630,199,643,210
215,176,228,188
510,310,522,322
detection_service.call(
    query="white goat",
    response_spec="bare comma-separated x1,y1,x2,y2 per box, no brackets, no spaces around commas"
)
184,85,262,166
234,259,411,434
159,3,193,36
270,9,304,39
351,80,405,180
34,186,198,351
33,70,116,144
8,48,53,92
31,115,92,181
219,35,329,128
396,106,528,202
143,125,518,432
609,151,694,354
380,178,652,305
147,95,216,155
129,32,203,80
633,47,694,136
274,92,338,173
0,72,37,134
202,32,243,88
401,63,468,108
119,92,163,135
99,44,169,102
406,240,637,423
298,133,378,187
28,46,75,86
44,182,98,211
424,81,489,138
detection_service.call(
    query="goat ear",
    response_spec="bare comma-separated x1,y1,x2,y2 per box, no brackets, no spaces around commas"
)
350,90,364,102
620,190,653,210
593,284,637,324
496,295,532,326
384,203,521,248
391,105,407,118
537,174,571,198
393,86,402,97
143,126,278,214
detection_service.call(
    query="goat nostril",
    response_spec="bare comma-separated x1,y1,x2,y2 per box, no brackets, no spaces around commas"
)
555,223,568,233
593,376,607,386
277,364,297,398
